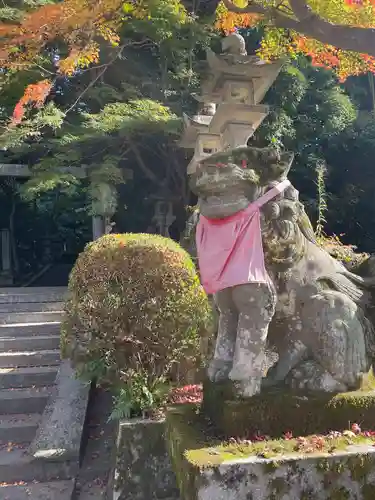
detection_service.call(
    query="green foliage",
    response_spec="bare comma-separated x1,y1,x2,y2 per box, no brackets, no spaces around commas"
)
122,0,189,41
321,115,375,251
320,89,357,136
0,0,54,23
255,58,357,155
110,371,170,420
61,233,212,417
83,99,179,134
247,50,358,234
0,7,23,22
0,102,65,149
0,0,215,216
0,0,217,278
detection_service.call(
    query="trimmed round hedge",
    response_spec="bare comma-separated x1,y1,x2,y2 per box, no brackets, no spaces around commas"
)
61,233,211,391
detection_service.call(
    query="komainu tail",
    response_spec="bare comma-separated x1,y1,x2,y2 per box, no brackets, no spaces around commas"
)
318,273,365,304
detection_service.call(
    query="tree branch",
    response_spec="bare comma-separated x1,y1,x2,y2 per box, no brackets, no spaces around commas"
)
288,0,314,20
222,0,375,57
129,139,164,187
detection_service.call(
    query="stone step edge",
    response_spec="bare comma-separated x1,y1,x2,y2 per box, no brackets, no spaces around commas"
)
29,361,91,464
0,386,53,400
0,334,60,343
0,312,64,318
0,413,41,444
0,413,41,427
0,321,61,328
0,312,64,326
0,447,78,483
0,366,58,389
0,322,61,338
0,480,74,500
0,287,68,304
0,350,61,368
0,366,58,376
0,335,60,351
0,304,65,314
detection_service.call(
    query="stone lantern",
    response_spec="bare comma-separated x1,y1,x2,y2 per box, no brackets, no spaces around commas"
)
180,33,284,175
91,182,117,240
150,194,176,238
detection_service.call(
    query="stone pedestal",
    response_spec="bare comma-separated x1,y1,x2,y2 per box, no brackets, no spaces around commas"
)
202,379,375,438
111,418,180,500
166,392,375,500
166,408,375,500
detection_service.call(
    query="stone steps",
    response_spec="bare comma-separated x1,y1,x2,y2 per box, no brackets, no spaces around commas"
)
0,288,73,497
0,311,64,325
0,334,60,352
0,366,58,389
0,480,74,500
0,287,67,304
0,413,41,443
0,321,61,337
0,286,89,499
1,334,60,352
0,349,61,368
0,387,53,414
0,301,65,313
0,446,76,483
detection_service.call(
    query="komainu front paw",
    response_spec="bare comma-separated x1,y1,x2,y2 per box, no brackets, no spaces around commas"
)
286,360,347,393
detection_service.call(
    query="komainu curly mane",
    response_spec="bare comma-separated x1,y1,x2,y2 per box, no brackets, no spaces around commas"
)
261,183,317,270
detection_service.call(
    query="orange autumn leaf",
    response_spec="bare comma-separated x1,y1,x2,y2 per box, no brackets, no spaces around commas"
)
57,42,100,76
0,0,123,71
215,0,375,79
12,79,53,125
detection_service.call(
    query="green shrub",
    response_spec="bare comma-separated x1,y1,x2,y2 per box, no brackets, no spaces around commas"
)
61,233,212,416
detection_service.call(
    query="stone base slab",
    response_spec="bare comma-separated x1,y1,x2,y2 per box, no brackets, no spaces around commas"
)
166,406,375,500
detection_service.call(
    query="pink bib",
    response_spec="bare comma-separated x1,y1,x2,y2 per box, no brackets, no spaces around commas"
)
196,180,290,294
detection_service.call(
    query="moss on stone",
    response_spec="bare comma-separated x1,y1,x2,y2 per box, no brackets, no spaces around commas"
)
115,418,179,499
165,406,203,500
166,405,375,468
203,378,375,439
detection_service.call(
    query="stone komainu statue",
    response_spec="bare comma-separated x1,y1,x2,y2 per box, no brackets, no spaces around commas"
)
183,146,375,397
